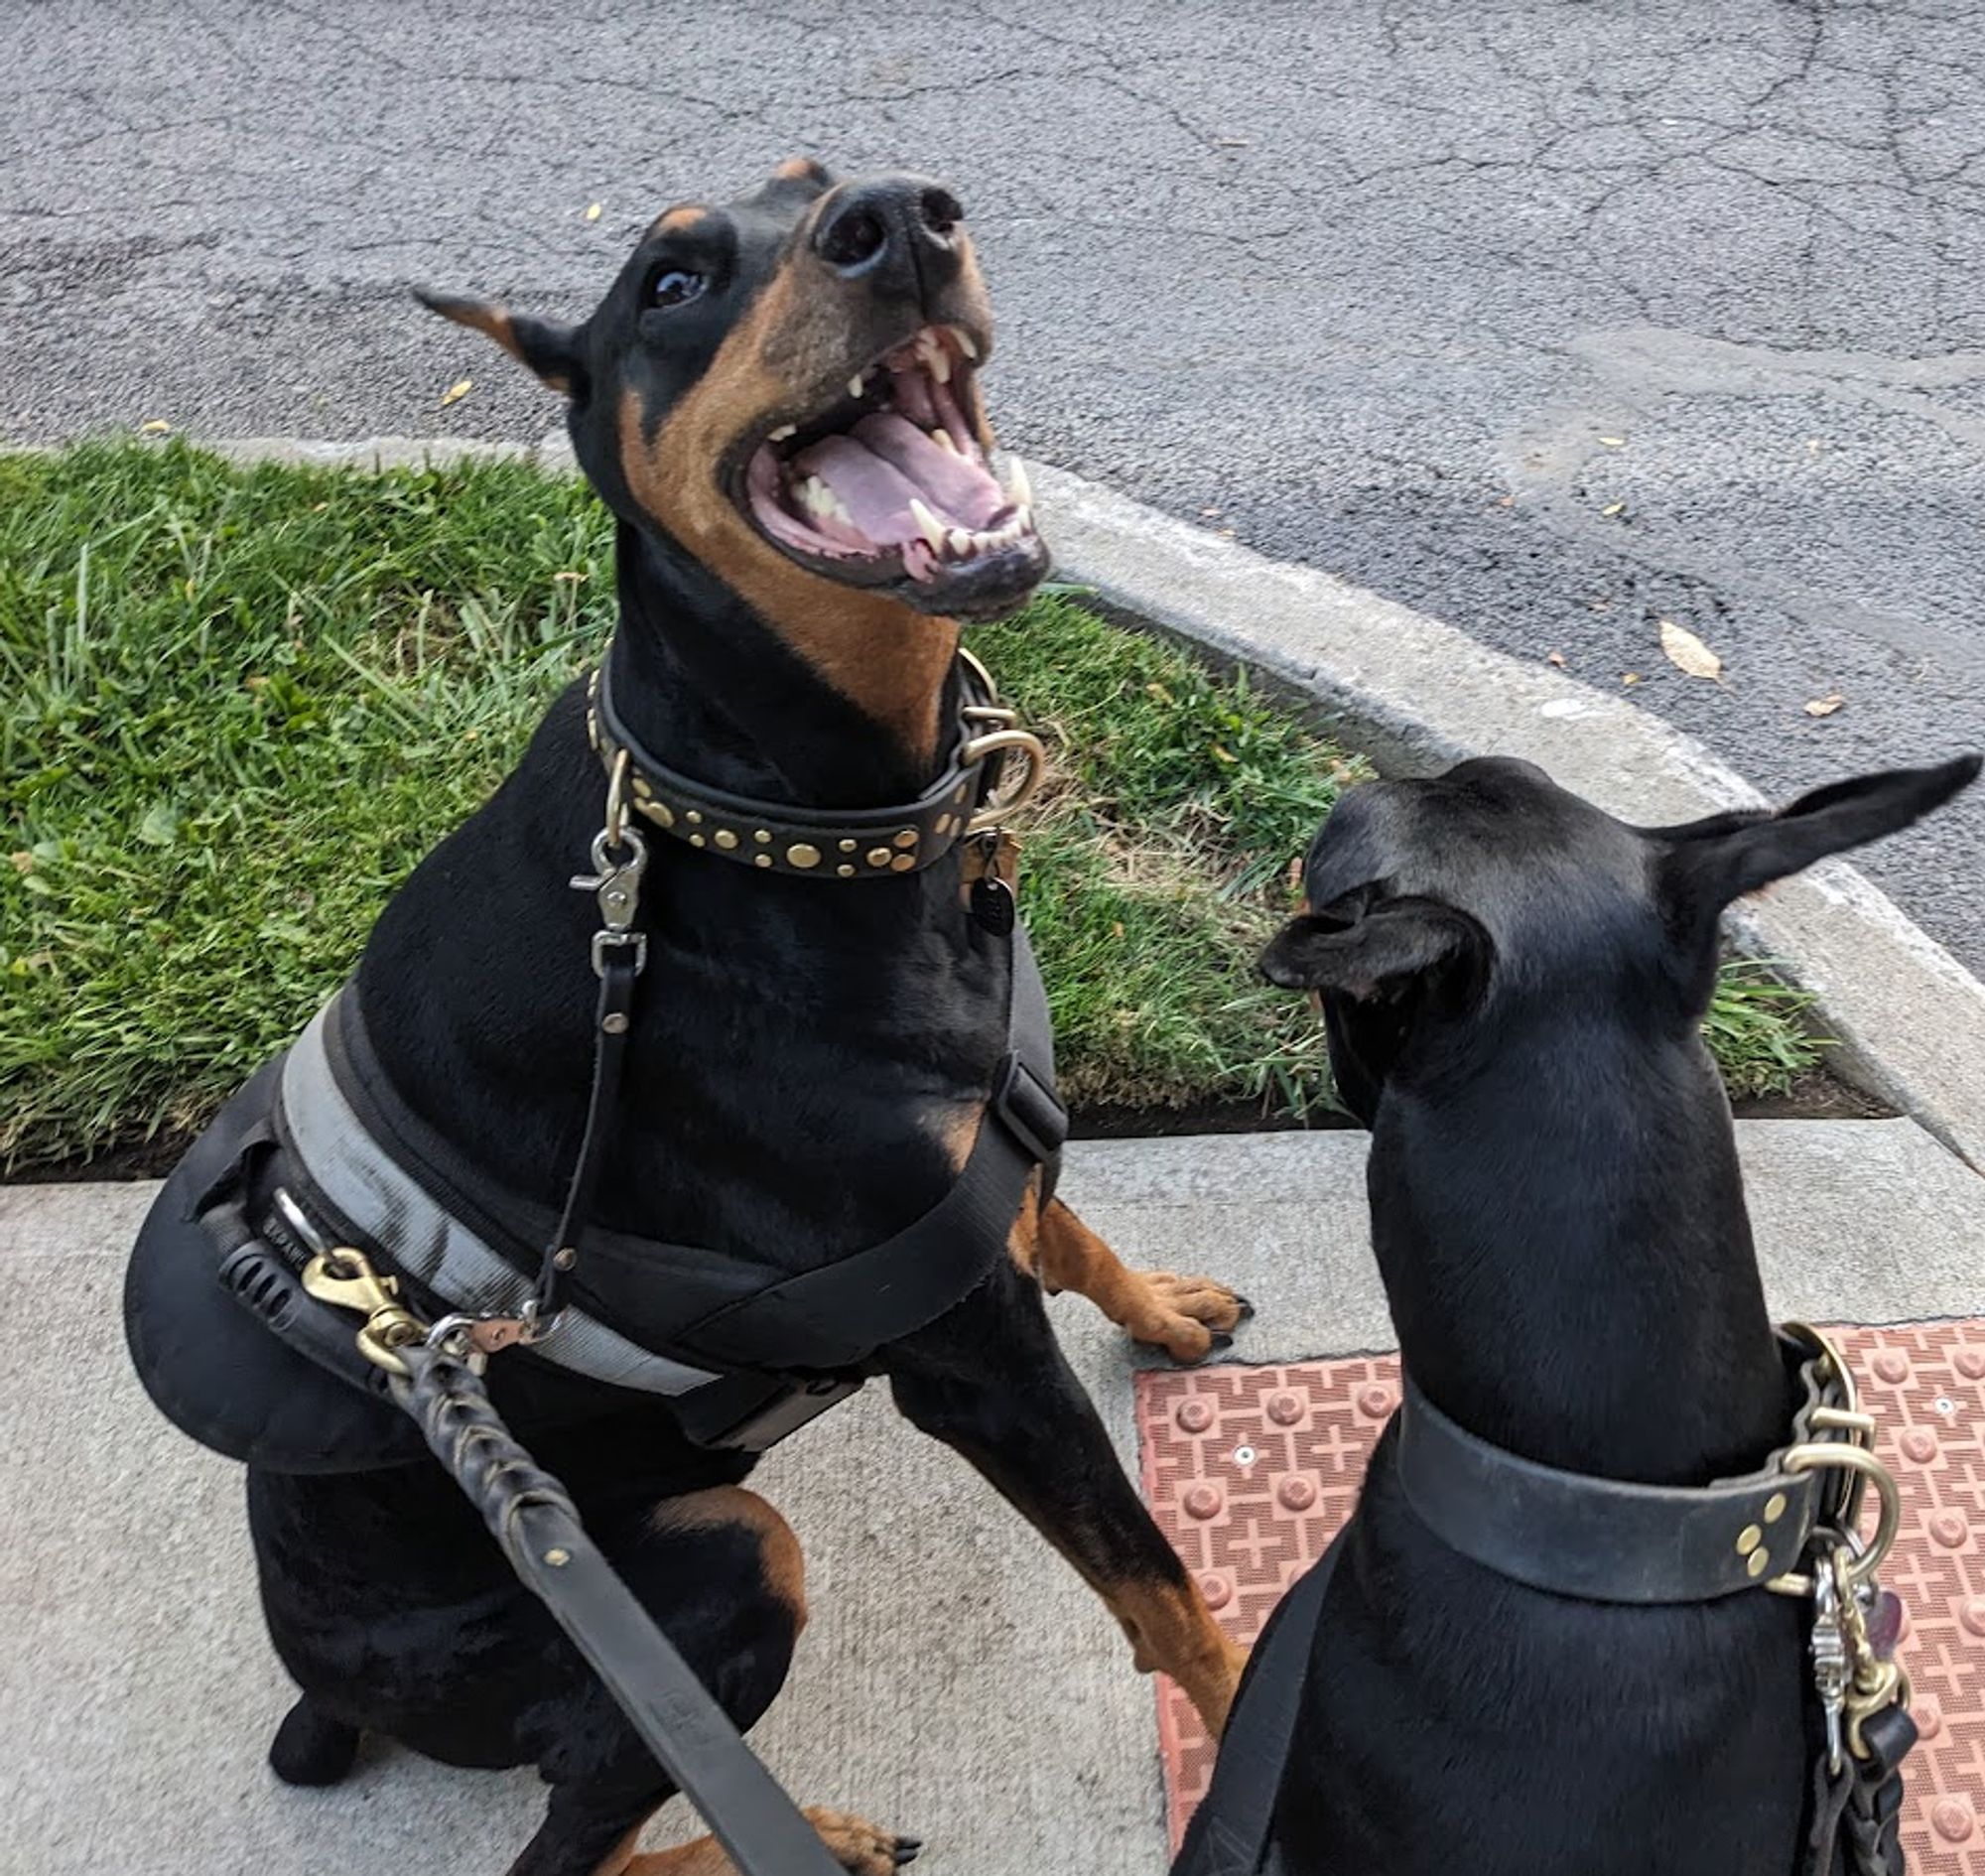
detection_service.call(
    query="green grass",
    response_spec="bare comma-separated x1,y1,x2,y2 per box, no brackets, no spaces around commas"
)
0,442,1824,1170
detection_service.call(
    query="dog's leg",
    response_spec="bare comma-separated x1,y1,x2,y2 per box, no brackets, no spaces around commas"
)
267,1693,361,1786
1016,1195,1250,1363
885,1263,1247,1735
608,1809,918,1876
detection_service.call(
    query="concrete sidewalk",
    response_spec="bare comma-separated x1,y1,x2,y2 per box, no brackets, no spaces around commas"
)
4,1121,1982,1875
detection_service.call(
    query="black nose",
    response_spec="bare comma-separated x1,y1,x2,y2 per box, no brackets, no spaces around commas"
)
813,175,965,291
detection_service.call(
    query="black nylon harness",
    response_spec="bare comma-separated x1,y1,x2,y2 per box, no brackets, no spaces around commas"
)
124,648,1065,1876
1173,1333,1918,1876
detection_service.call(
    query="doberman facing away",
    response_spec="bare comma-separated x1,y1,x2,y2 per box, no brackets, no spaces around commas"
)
1223,751,1980,1875
198,165,1250,1876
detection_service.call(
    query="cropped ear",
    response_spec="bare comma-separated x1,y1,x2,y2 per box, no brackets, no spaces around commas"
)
415,290,587,397
1656,754,1980,915
1258,889,1488,1001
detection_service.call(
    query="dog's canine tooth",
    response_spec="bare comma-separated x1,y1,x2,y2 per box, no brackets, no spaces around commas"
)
931,429,958,454
768,423,796,443
849,372,866,400
1005,457,1032,508
954,329,980,361
908,498,948,553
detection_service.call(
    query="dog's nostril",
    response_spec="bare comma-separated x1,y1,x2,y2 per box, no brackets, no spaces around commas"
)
820,206,888,271
919,188,963,236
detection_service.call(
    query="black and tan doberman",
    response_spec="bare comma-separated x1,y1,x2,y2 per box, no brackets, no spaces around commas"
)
230,163,1247,1876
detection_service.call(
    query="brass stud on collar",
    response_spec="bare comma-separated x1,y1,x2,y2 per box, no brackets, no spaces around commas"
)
1764,1493,1787,1524
787,843,822,870
935,814,954,837
1747,1547,1771,1578
893,828,919,849
647,801,677,830
754,829,771,845
839,838,858,853
686,810,703,825
690,833,706,848
1735,1525,1764,1556
714,829,738,850
631,775,653,800
837,864,856,876
754,854,773,869
890,853,915,872
553,1246,579,1271
866,847,892,868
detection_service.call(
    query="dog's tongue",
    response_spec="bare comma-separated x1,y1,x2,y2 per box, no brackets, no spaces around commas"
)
791,413,1007,544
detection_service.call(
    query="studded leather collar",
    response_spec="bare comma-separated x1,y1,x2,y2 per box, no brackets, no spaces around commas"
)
586,649,1044,880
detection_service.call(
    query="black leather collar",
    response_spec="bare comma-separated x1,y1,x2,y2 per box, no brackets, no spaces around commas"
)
1394,1332,1855,1604
587,651,1038,881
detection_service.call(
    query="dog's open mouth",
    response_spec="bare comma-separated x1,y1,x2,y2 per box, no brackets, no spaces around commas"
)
738,324,1045,615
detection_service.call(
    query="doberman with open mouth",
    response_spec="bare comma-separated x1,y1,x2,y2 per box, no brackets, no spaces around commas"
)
129,162,1250,1876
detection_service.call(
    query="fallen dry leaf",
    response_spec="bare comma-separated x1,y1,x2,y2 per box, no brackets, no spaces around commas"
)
1597,435,1625,447
1622,672,1644,687
1804,693,1845,718
10,851,33,874
439,377,473,409
584,201,602,221
1658,618,1724,682
1600,501,1626,518
139,418,172,436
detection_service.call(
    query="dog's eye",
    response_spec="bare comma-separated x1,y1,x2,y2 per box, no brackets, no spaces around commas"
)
650,269,707,310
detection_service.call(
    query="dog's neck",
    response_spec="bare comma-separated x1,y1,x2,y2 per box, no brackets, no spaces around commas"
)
606,521,963,807
1371,1003,1788,1488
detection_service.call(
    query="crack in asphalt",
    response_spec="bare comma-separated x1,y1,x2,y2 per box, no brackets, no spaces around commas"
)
4,0,1982,968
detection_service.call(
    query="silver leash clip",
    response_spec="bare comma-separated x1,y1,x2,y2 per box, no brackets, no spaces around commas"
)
571,825,649,977
1810,1555,1849,1774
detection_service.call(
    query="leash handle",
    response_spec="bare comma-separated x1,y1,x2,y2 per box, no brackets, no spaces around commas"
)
397,1343,847,1876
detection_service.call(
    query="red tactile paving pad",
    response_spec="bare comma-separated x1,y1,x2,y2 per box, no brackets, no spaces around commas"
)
1137,1323,1985,1866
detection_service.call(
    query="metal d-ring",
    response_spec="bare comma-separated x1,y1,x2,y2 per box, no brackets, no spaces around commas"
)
1765,1444,1903,1596
957,644,1001,703
961,727,1047,834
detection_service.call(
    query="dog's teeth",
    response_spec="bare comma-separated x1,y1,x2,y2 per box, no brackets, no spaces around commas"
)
800,476,851,523
1014,503,1033,534
930,428,958,454
850,373,866,400
908,498,948,553
947,527,975,559
1005,458,1032,508
927,342,952,385
768,423,796,443
954,329,979,361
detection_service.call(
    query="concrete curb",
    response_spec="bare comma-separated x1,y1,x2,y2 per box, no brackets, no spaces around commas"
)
1030,463,1985,1176
119,432,1985,1171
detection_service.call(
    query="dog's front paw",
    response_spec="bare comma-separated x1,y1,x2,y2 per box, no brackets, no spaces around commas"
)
803,1809,921,1873
1126,1273,1253,1364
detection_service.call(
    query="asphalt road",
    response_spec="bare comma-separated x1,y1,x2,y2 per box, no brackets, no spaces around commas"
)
6,1,1982,970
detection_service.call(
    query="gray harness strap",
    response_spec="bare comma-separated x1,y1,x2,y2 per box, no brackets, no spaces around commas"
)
280,998,719,1398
